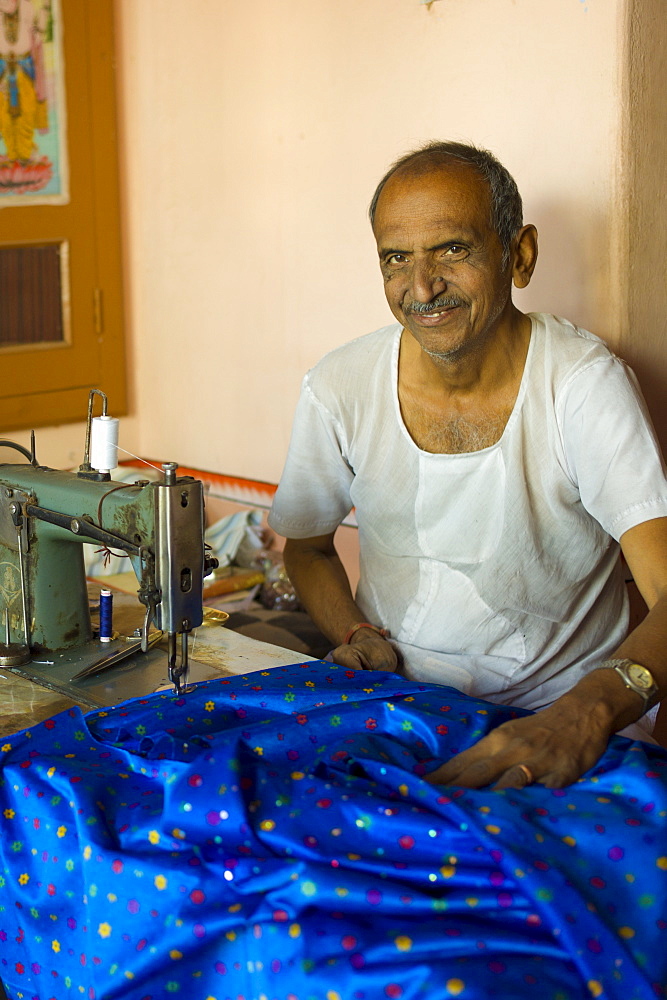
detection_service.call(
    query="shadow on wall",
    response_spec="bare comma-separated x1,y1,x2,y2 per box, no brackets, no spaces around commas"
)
518,198,612,343
524,196,666,457
622,355,667,460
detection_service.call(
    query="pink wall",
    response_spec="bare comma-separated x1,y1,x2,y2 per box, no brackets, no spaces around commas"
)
113,0,627,483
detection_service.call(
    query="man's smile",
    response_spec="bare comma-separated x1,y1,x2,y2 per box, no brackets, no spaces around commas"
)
405,296,466,325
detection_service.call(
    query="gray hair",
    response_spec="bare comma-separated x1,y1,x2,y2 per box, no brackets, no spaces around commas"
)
368,141,523,263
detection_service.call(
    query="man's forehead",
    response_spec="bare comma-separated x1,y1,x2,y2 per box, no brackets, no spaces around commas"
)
376,216,481,252
374,163,493,244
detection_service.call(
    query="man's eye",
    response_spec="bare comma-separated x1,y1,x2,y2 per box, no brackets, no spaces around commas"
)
386,254,408,265
443,245,467,257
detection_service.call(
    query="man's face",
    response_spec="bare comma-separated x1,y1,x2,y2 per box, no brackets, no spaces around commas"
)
373,163,514,361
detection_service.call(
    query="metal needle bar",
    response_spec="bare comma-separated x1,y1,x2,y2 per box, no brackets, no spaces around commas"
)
16,520,30,648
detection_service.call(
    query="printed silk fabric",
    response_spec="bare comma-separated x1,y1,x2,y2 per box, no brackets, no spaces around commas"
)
1,662,666,1000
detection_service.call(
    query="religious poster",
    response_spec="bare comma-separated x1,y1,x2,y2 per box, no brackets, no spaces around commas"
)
0,0,68,205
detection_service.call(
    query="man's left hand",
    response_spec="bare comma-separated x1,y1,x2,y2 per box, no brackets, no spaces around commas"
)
424,697,613,790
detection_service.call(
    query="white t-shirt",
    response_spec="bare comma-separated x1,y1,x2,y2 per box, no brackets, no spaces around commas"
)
269,313,667,712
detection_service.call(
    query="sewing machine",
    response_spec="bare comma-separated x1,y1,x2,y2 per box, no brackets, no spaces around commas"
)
0,393,218,706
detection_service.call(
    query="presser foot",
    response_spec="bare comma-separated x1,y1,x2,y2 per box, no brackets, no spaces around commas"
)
167,630,191,695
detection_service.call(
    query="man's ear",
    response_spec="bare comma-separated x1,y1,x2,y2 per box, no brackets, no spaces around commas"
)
512,224,538,289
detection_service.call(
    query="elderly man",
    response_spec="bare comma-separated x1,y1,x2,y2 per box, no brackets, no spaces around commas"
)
268,141,667,789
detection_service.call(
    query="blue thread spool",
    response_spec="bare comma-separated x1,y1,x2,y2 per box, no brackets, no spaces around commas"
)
99,589,113,642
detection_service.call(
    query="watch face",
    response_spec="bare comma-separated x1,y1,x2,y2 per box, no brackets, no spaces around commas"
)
627,663,653,690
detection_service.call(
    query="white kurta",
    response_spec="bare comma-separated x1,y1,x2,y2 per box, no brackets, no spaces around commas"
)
269,313,667,713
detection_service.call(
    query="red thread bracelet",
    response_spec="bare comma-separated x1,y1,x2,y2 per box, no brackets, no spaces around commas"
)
343,622,390,644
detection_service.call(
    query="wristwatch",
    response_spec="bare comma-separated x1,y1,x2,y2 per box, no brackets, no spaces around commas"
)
600,658,660,711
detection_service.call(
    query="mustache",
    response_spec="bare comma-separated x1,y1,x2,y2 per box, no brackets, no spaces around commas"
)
408,296,466,315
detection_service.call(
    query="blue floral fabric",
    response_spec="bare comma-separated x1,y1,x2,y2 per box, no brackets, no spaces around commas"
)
1,661,666,1000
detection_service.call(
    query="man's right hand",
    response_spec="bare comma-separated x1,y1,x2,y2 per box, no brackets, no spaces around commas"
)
282,533,399,672
328,629,399,672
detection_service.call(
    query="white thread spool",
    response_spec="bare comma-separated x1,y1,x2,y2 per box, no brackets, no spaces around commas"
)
90,415,120,473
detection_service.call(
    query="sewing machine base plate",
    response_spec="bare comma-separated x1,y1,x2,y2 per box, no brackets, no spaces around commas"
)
8,638,224,709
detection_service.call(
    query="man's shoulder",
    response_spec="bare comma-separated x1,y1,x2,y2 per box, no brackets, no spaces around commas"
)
311,323,400,368
533,312,609,350
305,323,400,392
532,312,620,377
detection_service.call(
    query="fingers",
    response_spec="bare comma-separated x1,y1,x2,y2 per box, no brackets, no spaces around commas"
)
425,750,500,789
329,633,399,672
493,763,535,790
427,753,542,790
424,711,608,790
327,644,371,670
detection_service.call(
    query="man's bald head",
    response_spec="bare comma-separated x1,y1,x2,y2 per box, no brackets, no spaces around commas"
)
369,141,523,265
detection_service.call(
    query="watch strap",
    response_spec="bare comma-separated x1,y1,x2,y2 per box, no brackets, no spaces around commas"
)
598,657,660,712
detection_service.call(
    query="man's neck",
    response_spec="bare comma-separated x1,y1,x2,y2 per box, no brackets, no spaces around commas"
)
397,307,532,454
402,305,531,397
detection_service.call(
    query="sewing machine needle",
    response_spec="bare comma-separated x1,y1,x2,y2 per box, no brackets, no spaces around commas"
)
181,630,189,687
167,632,179,692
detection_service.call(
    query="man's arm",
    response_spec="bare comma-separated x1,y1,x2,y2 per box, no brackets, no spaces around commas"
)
425,516,667,790
283,534,398,671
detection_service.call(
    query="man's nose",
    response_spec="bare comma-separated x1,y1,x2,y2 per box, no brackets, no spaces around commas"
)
410,259,446,303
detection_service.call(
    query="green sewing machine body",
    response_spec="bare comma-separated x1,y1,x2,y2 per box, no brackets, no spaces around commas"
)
0,451,217,705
